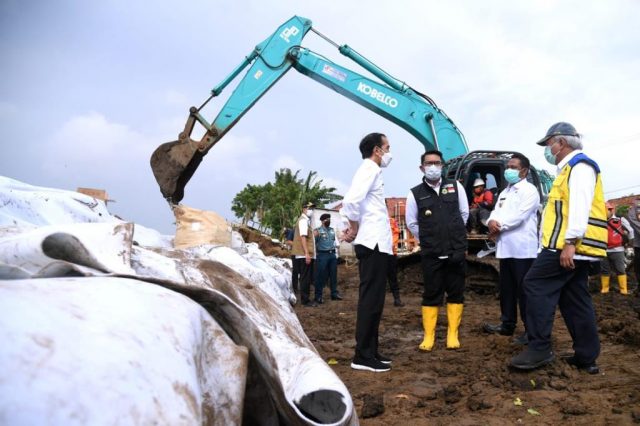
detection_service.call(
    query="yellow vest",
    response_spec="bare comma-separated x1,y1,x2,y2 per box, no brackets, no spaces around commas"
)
540,153,607,257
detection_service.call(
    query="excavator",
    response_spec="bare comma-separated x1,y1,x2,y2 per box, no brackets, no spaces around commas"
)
149,15,553,290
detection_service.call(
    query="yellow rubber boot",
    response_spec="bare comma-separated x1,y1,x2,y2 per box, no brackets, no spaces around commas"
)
419,306,439,351
446,303,464,349
618,275,628,295
600,276,610,294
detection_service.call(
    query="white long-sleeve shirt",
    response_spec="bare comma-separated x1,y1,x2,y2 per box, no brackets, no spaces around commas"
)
340,159,393,254
554,150,597,260
405,179,469,239
488,178,540,259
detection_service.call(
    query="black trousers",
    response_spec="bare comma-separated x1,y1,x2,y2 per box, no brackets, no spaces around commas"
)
421,253,465,306
499,258,534,330
354,244,388,360
524,249,600,364
635,247,640,285
291,255,301,292
299,258,314,304
387,254,399,296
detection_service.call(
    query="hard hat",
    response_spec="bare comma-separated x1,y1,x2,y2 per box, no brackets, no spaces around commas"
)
473,178,485,187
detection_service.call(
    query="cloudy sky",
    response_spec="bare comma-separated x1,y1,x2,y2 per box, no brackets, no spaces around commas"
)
2,1,639,234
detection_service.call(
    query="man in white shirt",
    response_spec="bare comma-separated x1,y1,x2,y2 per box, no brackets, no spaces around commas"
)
510,122,607,374
482,153,540,345
406,150,469,352
340,132,394,373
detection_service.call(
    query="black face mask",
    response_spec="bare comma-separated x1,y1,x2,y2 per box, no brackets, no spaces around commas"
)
323,220,331,226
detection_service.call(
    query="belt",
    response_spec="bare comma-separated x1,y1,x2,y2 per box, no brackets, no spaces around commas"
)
318,250,336,253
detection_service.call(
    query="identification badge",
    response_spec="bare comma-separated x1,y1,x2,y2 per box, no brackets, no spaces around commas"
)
442,183,455,195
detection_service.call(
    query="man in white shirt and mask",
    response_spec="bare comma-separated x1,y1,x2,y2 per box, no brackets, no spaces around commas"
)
341,132,394,373
483,153,540,346
406,150,469,352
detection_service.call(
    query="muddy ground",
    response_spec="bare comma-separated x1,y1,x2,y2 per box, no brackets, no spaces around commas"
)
294,259,640,425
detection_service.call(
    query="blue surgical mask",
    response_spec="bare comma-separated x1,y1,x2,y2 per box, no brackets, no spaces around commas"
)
504,169,521,184
544,140,560,165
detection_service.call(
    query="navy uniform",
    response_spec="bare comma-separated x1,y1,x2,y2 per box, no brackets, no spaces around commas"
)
314,213,341,302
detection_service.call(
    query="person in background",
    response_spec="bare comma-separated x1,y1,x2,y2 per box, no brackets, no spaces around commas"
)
341,132,394,373
314,213,342,303
406,150,469,352
510,122,607,374
468,178,495,234
387,217,405,307
601,201,634,294
284,226,300,295
483,153,540,346
292,202,317,307
626,197,640,296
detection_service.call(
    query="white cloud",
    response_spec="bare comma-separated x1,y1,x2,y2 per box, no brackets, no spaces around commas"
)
272,155,303,172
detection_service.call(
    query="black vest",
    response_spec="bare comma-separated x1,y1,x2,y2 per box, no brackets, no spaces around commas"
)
410,178,467,256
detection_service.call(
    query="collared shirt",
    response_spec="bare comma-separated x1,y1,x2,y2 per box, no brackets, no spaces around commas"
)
295,213,316,259
405,179,469,239
488,178,540,259
315,225,338,252
555,150,597,260
340,159,393,254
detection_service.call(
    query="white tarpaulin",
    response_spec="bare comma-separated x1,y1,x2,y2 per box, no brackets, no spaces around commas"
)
0,176,356,425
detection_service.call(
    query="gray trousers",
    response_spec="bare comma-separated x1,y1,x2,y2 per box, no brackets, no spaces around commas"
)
601,251,626,276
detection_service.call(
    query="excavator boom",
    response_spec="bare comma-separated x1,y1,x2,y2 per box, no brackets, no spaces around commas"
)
150,15,467,203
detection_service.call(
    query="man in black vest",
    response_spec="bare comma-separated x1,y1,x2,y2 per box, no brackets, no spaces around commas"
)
406,150,469,351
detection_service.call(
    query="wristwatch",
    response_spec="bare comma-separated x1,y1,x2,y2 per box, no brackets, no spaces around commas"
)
564,238,577,246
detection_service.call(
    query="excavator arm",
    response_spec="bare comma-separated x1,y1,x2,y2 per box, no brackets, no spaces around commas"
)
150,15,467,203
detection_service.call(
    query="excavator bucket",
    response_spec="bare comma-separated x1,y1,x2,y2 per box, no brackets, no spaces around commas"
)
150,107,218,203
150,139,203,204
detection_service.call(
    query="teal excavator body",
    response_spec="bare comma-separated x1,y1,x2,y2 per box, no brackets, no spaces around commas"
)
150,15,468,203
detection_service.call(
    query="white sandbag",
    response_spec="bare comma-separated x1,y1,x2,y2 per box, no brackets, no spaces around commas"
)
0,277,249,426
0,222,135,277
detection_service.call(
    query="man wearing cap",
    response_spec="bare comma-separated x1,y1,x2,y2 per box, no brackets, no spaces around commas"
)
600,201,634,294
292,202,317,307
626,197,640,295
468,178,495,234
510,122,608,374
314,213,342,303
341,132,394,373
483,153,540,345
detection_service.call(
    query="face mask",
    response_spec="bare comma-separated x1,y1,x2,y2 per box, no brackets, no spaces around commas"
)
306,209,313,216
504,169,521,184
544,140,560,165
380,151,393,168
323,220,331,226
424,165,442,181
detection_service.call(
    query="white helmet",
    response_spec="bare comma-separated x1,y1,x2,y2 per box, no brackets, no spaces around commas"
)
473,178,485,187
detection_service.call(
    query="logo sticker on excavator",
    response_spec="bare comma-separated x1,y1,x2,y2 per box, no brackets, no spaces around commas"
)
322,65,347,82
254,70,263,80
280,26,300,43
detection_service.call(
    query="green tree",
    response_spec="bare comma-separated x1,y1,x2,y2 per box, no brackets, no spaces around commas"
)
231,168,341,237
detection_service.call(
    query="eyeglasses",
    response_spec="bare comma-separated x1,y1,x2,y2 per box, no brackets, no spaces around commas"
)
423,161,443,167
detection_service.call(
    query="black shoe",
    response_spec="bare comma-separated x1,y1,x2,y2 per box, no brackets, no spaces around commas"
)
510,348,555,370
314,298,324,304
331,294,343,301
563,356,600,375
483,322,515,336
513,332,529,346
376,353,392,364
351,357,391,372
302,301,318,307
393,297,405,307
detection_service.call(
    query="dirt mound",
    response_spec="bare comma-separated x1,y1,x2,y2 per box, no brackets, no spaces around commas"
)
295,263,640,424
236,226,290,258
